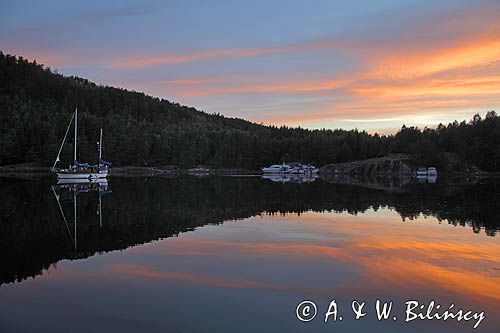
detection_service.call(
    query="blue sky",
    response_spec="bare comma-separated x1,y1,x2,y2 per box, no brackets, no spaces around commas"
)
1,0,499,133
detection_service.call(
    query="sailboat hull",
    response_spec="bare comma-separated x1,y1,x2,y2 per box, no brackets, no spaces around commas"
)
57,172,92,179
57,171,108,180
91,172,108,179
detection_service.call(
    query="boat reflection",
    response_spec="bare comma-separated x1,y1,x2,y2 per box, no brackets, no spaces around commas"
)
417,173,437,183
51,179,112,250
56,178,110,186
261,173,319,183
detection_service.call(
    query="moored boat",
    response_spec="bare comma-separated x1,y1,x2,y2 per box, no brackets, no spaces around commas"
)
261,163,293,174
262,162,318,174
52,108,111,180
414,166,438,183
427,167,437,176
416,167,428,178
300,164,319,174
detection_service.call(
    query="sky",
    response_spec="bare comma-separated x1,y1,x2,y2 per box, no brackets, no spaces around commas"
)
1,0,499,133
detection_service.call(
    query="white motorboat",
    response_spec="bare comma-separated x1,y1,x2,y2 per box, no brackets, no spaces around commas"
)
301,164,319,174
289,164,319,174
262,163,318,174
415,167,438,181
416,167,428,178
427,167,437,176
261,163,293,174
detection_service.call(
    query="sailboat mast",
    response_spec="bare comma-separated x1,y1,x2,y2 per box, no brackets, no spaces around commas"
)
99,128,103,160
74,107,78,164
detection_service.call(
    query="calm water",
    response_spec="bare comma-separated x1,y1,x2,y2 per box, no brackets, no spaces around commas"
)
1,176,499,332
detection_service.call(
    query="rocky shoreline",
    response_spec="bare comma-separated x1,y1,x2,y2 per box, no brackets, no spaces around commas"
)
320,155,414,177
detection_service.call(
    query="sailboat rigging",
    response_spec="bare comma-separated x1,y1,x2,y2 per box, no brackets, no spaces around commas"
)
52,107,111,180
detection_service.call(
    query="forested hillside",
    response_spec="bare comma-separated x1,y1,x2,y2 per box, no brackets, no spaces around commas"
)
1,52,499,171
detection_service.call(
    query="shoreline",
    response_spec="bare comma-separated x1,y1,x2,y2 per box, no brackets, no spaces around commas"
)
0,164,263,177
1,163,498,179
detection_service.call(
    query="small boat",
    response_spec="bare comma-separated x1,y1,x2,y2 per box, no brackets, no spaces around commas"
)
415,167,438,182
416,167,428,178
281,163,319,174
187,166,211,175
300,164,319,174
427,167,437,176
262,162,318,174
261,163,293,174
52,107,111,180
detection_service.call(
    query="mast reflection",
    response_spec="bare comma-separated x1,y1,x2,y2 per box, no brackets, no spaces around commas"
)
51,179,112,250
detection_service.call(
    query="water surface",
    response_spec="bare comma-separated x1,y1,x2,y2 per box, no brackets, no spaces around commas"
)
1,176,499,332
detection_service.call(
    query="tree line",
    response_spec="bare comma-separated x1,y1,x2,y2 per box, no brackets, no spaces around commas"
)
1,52,499,171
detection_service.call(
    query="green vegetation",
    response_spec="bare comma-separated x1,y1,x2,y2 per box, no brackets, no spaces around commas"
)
1,52,499,170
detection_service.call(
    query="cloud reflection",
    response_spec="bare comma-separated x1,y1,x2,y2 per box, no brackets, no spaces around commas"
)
116,211,500,305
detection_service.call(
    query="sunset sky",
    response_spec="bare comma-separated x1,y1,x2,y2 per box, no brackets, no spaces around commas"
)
1,0,499,133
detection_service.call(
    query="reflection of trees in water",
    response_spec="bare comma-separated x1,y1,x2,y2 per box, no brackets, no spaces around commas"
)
387,182,500,237
0,176,498,285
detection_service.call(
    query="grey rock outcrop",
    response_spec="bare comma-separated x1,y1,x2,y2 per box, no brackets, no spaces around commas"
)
320,155,413,177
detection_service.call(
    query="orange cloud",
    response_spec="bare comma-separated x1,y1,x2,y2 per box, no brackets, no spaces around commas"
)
255,98,493,127
169,78,351,96
125,34,500,131
370,37,500,80
113,40,362,68
160,11,500,129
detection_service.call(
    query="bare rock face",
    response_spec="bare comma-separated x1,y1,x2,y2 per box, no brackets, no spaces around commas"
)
320,155,413,177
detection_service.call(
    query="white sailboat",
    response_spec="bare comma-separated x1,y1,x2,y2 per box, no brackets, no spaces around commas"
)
52,107,111,180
